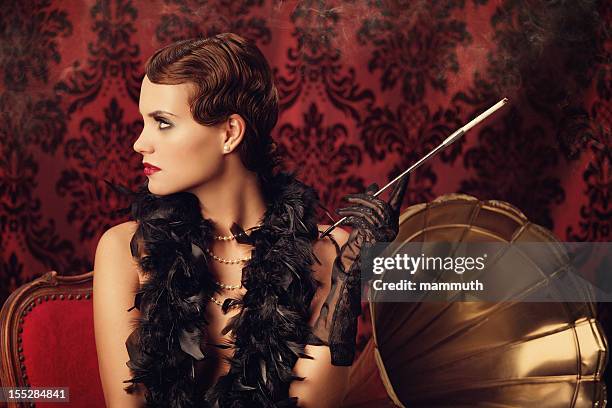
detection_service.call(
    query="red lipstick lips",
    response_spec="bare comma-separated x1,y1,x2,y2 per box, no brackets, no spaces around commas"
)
143,162,161,176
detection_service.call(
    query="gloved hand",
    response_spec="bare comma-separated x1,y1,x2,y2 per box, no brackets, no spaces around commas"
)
312,174,409,365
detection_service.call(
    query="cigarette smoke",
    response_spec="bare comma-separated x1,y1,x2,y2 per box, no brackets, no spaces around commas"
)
489,0,605,158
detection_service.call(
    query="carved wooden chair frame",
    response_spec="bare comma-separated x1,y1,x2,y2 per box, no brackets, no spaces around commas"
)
0,270,94,407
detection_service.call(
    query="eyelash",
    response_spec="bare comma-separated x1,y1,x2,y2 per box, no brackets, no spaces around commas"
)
154,116,171,130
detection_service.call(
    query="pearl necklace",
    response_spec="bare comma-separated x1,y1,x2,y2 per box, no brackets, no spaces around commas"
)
209,296,224,306
213,231,246,241
214,280,241,290
206,228,255,306
206,247,246,308
204,247,251,264
211,276,242,309
209,295,241,308
213,223,263,241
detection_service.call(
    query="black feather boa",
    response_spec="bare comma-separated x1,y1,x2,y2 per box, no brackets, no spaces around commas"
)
121,171,326,407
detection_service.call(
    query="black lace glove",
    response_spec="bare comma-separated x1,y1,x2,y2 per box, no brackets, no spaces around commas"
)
312,174,409,366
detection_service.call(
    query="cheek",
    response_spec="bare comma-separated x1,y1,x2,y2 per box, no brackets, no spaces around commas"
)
145,125,225,196
177,136,218,163
165,128,223,181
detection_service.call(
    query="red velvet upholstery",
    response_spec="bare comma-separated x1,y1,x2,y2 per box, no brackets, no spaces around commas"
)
0,271,105,408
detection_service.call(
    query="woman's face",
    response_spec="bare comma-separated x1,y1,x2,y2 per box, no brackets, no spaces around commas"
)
134,75,226,196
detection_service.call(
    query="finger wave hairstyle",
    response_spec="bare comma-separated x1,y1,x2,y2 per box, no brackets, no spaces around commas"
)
145,32,281,184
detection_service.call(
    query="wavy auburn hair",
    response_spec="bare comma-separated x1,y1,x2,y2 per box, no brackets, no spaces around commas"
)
145,32,281,184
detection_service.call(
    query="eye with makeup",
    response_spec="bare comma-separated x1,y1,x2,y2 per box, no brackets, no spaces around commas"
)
153,116,172,130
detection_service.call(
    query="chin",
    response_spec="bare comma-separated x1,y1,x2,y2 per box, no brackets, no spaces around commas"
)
146,181,178,196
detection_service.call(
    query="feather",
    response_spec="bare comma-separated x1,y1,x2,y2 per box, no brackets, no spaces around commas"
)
259,358,268,387
178,327,205,360
122,171,323,407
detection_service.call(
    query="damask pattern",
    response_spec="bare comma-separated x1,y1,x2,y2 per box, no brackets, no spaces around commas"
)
154,0,271,45
0,0,91,305
0,0,609,371
56,98,143,241
485,0,601,159
460,107,565,230
0,1,72,92
567,0,611,242
55,0,143,112
277,102,366,205
356,0,472,104
274,0,375,122
360,102,464,204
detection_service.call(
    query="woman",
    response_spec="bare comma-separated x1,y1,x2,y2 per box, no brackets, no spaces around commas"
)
93,32,407,407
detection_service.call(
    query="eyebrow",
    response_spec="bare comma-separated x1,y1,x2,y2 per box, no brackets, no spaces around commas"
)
140,110,178,118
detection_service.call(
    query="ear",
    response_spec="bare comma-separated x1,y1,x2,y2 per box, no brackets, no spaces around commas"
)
221,114,246,154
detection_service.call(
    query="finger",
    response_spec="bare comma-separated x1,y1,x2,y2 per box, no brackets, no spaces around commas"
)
342,192,365,202
345,196,386,221
339,214,371,231
342,181,380,202
336,205,379,223
337,207,379,226
337,207,379,227
388,173,410,215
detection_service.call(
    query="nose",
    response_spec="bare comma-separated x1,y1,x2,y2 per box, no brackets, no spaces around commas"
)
133,127,153,155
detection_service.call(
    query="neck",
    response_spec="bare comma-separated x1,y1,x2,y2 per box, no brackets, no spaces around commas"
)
188,166,267,237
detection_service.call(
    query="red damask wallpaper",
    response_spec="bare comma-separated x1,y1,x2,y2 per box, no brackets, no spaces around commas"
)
0,0,610,386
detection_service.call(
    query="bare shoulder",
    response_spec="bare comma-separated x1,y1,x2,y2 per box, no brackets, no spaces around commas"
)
94,220,142,285
102,220,139,242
